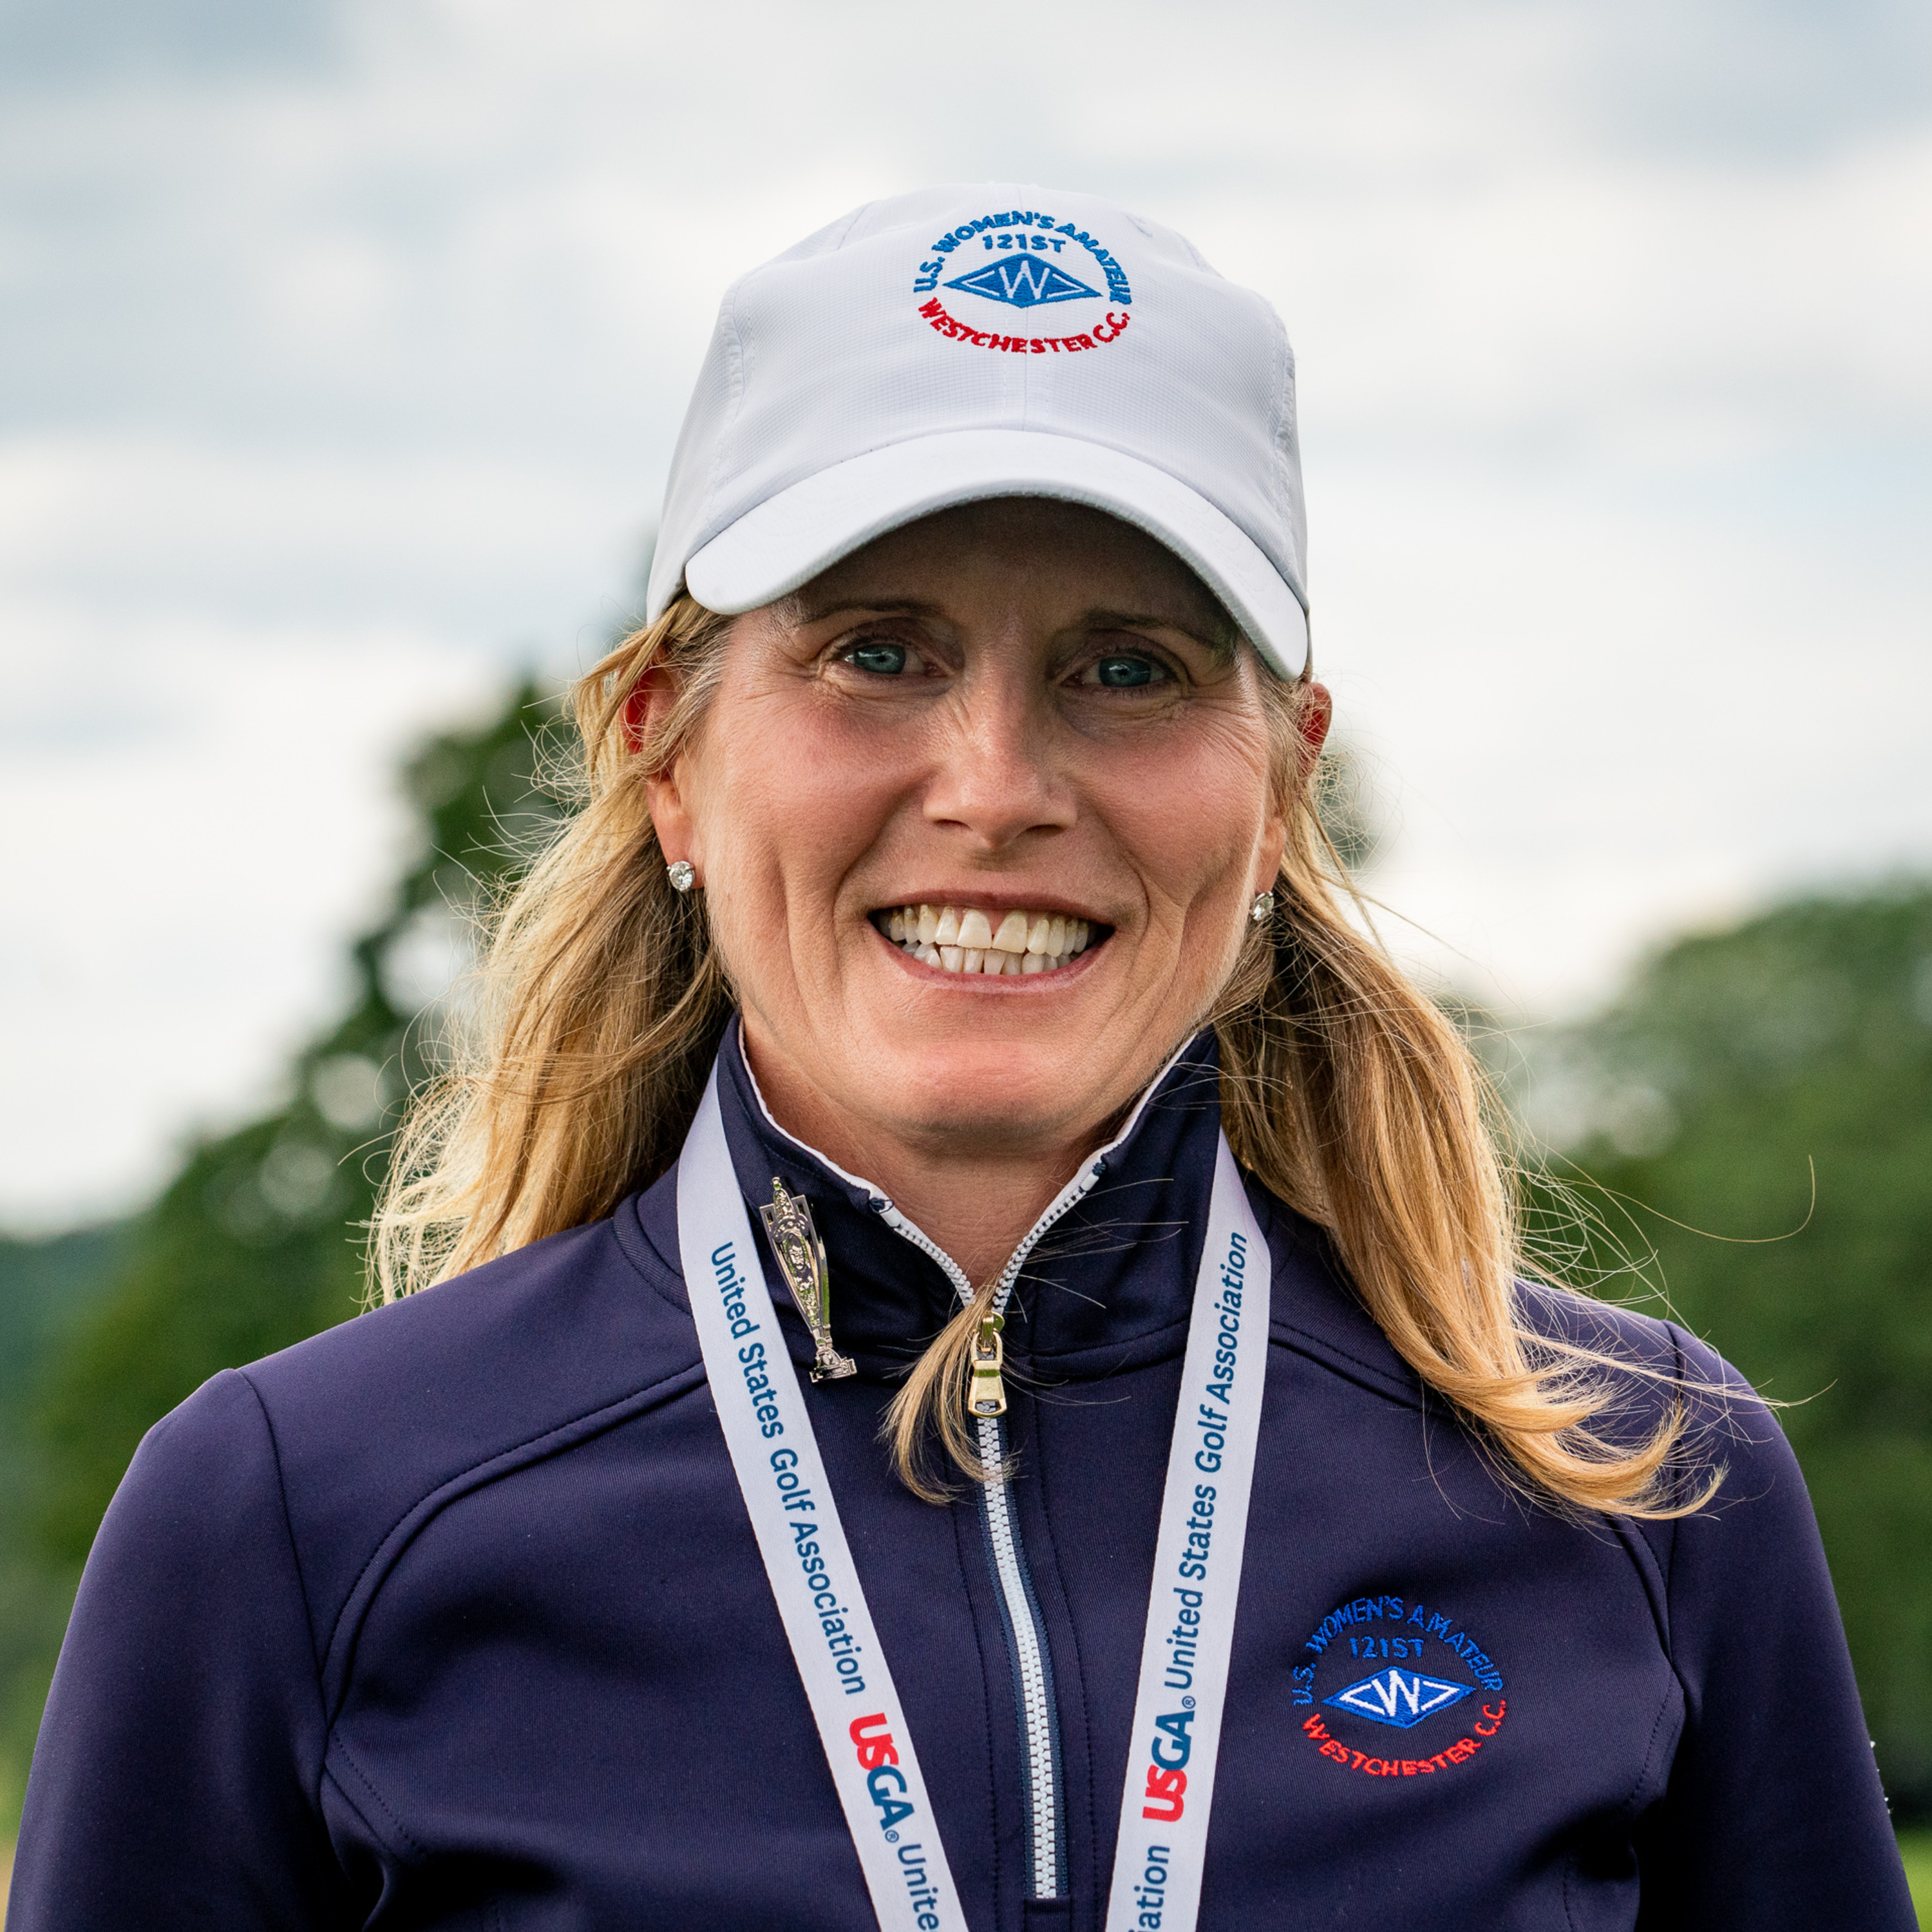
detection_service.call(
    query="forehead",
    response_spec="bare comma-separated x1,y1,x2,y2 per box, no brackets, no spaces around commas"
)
791,499,1236,639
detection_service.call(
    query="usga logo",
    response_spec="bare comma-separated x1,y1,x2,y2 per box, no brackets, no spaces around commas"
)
912,205,1133,359
850,1714,949,1926
1139,1706,1197,1822
850,1712,915,1832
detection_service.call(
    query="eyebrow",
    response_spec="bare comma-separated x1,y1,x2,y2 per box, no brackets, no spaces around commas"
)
1083,607,1238,657
789,594,945,623
791,594,1235,656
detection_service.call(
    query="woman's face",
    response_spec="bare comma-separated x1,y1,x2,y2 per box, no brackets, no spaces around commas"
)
649,500,1319,1171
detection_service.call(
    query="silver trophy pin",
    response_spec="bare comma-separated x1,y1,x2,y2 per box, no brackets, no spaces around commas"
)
759,1179,857,1383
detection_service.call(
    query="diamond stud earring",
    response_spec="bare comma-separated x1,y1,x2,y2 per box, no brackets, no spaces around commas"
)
667,860,696,893
1250,891,1277,923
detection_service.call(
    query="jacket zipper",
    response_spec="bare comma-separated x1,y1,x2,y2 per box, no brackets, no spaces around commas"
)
734,1028,1197,1905
878,1160,1107,1901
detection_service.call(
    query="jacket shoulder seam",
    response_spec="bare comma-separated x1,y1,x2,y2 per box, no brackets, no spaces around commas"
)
324,1735,430,1865
1268,1317,1424,1409
232,1367,334,1816
318,1358,706,1681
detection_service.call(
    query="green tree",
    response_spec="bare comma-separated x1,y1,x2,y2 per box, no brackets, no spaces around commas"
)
1528,884,1932,1812
0,681,560,1829
0,1227,125,1826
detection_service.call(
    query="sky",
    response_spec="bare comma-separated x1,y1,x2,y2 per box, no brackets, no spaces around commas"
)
2,0,1928,1228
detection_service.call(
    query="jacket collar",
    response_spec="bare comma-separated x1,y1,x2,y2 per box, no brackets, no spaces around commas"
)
712,1016,1226,1381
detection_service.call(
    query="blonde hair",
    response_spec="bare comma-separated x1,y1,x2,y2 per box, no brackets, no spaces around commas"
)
374,593,1706,1519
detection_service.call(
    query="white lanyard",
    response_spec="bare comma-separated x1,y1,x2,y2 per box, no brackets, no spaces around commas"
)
676,1068,1270,1932
1099,1126,1269,1932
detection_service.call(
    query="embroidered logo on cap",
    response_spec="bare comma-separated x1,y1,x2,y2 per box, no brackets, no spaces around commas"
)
912,207,1132,357
1290,1591,1509,1779
943,256,1099,308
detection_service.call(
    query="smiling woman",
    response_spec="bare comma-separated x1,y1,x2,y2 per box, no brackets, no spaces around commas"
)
647,506,1290,1278
10,186,1915,1932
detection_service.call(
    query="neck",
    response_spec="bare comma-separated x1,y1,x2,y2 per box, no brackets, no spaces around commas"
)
740,1036,1112,1289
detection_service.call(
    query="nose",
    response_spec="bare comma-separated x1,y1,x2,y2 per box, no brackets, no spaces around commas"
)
920,660,1075,853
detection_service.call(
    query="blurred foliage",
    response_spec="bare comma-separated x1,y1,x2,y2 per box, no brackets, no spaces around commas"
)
1898,1829,1932,1920
0,1228,124,1830
1524,885,1932,1812
0,681,560,1830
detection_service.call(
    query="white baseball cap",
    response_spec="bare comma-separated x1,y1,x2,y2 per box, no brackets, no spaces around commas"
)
647,184,1311,677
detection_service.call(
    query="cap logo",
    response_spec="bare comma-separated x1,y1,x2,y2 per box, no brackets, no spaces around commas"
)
944,256,1097,308
913,207,1133,357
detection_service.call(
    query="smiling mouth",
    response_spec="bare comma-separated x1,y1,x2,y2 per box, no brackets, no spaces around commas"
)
871,902,1106,977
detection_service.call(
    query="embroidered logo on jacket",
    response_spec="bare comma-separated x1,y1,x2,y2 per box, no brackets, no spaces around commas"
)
1325,1667,1474,1730
911,206,1133,357
1291,1592,1508,1778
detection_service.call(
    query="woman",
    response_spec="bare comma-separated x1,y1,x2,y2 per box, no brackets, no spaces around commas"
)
13,186,1913,1930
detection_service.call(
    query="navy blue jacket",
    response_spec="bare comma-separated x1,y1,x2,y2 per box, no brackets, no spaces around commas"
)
13,1029,1915,1929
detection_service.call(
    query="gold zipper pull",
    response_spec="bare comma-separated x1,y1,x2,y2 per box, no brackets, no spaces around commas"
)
967,1311,1007,1419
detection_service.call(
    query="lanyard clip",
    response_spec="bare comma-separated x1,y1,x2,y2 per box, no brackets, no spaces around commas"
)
967,1312,1007,1419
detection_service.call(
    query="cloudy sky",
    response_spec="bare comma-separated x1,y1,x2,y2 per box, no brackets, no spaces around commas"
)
3,0,1928,1227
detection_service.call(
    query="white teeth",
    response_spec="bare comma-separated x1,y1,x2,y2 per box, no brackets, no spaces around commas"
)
992,909,1030,954
884,903,1100,978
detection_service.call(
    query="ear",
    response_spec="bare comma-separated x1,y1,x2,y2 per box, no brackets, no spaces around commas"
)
1297,681,1333,768
625,667,698,870
621,665,673,758
1256,680,1331,894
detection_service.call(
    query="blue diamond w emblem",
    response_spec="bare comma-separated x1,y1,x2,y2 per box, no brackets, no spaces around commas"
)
1324,1669,1475,1730
943,256,1101,308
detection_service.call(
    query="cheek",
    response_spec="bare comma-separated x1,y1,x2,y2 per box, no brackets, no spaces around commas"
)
1103,721,1272,928
689,692,912,969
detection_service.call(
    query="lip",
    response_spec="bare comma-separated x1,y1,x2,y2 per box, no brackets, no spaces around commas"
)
866,891,1112,927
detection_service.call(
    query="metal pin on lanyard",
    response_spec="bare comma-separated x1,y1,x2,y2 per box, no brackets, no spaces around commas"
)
759,1179,857,1383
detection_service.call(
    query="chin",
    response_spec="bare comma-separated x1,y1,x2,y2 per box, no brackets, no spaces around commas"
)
849,1027,1144,1137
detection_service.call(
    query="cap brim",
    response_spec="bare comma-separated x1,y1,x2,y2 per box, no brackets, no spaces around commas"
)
675,428,1309,677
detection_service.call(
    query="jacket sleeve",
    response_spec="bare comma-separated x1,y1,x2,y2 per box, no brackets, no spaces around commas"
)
11,1368,351,1931
1634,1329,1915,1930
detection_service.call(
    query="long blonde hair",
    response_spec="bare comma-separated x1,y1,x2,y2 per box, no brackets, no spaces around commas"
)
374,592,1704,1519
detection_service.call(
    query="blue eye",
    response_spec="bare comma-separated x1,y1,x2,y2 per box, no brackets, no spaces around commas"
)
1094,655,1159,688
845,642,908,675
